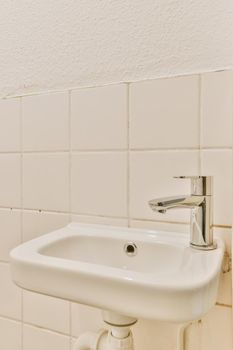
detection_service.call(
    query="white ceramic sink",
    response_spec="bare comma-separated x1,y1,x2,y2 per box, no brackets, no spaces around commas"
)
10,223,224,323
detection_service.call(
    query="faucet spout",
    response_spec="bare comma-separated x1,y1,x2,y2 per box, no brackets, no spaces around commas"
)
149,195,204,213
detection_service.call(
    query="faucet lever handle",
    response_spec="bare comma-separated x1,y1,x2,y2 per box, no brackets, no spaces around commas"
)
174,176,213,196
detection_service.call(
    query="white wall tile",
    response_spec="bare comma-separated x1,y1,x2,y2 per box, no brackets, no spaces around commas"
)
217,268,232,306
130,75,199,149
186,306,233,350
215,228,232,306
23,210,70,242
23,154,69,212
201,71,233,148
23,291,70,334
0,99,21,152
215,227,232,256
133,319,179,350
0,263,21,320
71,85,127,150
71,152,127,217
0,155,21,208
185,321,204,350
0,317,21,350
22,92,69,151
130,150,199,222
0,209,21,262
23,325,70,350
201,150,232,226
0,73,232,350
71,303,103,337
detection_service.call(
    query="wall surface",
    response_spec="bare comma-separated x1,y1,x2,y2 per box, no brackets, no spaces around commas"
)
1,1,233,97
0,70,232,350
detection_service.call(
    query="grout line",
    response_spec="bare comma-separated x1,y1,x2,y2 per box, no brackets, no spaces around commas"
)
129,218,232,229
201,147,233,150
71,149,128,153
19,150,70,155
68,89,73,350
0,151,22,154
127,83,130,228
198,74,202,174
69,302,72,350
0,314,22,324
0,206,231,229
129,147,200,152
23,321,70,337
0,260,9,265
1,82,129,100
0,314,70,337
0,206,69,214
71,212,128,220
2,68,232,100
213,224,232,229
215,302,232,308
19,96,24,350
0,147,231,155
68,90,72,220
19,96,23,241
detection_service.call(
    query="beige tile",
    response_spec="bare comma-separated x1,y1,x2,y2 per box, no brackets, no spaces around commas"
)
130,75,199,149
130,150,199,222
0,263,21,320
71,152,127,217
23,154,69,212
23,210,70,242
217,268,232,307
133,319,179,350
71,303,103,337
23,325,70,350
186,306,233,350
72,214,128,227
201,71,233,148
0,317,21,350
201,306,232,350
185,321,202,350
71,84,127,150
23,291,70,334
0,209,21,262
0,98,21,152
22,92,69,151
214,227,231,257
215,228,232,306
0,154,21,208
71,338,78,350
201,150,232,226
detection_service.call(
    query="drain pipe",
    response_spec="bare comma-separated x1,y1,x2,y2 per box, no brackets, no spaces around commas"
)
74,311,136,350
74,330,107,350
74,327,134,350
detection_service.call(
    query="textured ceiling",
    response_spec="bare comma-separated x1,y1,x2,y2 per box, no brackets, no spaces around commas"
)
1,0,233,97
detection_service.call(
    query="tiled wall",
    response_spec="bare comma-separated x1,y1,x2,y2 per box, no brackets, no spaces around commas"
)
0,71,232,350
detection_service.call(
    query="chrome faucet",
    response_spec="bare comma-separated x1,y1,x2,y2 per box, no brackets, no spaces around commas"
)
149,176,216,250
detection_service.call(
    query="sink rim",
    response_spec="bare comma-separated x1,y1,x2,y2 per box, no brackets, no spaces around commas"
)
10,222,225,322
10,222,224,291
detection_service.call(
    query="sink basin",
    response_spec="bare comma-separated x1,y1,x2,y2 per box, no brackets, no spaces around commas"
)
10,223,224,322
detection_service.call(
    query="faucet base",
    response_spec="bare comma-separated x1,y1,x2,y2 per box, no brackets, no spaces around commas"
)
190,242,217,251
